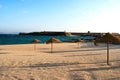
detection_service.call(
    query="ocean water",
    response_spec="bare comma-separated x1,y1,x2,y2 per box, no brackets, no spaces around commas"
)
0,34,95,45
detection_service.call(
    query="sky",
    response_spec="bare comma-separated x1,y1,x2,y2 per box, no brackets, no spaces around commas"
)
0,0,120,33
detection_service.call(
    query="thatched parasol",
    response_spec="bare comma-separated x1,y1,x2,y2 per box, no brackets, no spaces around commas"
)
93,38,98,46
46,38,62,53
32,39,41,50
96,33,120,44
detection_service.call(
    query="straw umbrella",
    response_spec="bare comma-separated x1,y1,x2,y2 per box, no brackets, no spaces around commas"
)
32,39,41,50
46,38,62,53
75,39,83,48
105,33,118,65
93,38,98,46
97,33,120,65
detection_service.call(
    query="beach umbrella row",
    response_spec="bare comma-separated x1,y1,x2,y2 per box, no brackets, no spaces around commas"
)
32,38,62,53
32,36,111,66
31,38,83,53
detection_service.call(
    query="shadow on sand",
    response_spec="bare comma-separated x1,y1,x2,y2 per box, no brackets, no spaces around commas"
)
21,62,80,68
64,53,101,57
38,48,49,50
19,55,35,56
42,46,120,53
70,59,120,72
43,49,106,53
0,52,9,54
70,65,120,72
20,59,120,69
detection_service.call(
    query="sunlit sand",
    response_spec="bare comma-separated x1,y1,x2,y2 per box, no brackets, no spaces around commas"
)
0,42,120,80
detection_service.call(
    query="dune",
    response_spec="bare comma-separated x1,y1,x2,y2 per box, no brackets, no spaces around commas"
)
0,42,120,80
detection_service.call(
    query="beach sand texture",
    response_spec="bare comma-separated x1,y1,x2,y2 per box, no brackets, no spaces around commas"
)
0,42,120,80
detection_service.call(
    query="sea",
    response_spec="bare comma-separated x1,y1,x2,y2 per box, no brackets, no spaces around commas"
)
0,34,95,45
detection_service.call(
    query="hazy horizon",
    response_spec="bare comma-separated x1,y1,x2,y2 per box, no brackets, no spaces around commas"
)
0,0,120,33
0,31,119,34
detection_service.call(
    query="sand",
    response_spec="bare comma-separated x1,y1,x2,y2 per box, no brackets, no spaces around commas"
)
0,42,120,80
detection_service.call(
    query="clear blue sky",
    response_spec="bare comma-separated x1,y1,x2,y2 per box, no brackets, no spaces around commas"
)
0,0,120,33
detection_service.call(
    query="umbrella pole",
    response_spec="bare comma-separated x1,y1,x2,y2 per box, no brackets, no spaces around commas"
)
34,43,36,50
78,42,80,48
107,33,110,65
51,42,53,53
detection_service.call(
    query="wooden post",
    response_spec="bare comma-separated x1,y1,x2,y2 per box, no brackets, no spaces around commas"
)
34,43,36,50
51,42,53,53
107,33,110,65
78,42,79,48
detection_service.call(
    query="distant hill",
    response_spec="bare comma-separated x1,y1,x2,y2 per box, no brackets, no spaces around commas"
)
19,31,106,37
19,31,73,36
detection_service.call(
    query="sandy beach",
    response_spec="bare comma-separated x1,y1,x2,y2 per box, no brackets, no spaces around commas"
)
0,42,120,80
